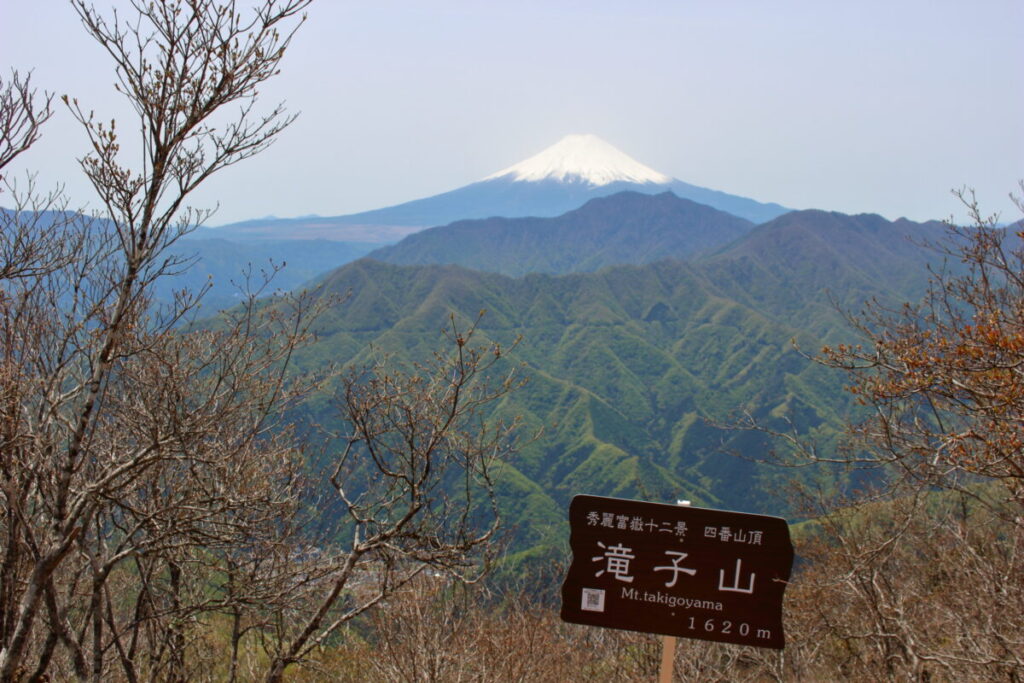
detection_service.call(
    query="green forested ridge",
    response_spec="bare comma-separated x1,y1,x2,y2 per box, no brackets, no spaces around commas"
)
368,191,754,276
291,205,947,555
703,209,946,336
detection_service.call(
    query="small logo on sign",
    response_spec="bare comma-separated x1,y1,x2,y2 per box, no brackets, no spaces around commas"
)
581,588,605,612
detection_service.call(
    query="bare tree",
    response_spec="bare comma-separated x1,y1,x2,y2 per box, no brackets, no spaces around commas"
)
811,185,1024,520
262,314,528,680
3,3,537,679
0,71,51,177
0,71,78,284
782,491,1024,679
0,1,317,680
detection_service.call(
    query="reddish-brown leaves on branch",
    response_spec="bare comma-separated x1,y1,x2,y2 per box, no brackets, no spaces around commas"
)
821,186,1024,514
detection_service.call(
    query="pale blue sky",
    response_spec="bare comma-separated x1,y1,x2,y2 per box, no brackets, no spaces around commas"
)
2,0,1022,225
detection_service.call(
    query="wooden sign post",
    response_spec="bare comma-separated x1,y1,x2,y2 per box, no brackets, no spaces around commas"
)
658,500,689,683
659,634,675,682
560,494,795,671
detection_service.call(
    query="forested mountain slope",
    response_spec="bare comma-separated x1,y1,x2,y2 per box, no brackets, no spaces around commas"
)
296,209,945,552
369,191,754,276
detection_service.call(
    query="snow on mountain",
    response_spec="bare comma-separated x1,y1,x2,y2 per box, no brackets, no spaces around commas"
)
483,134,672,186
211,134,789,241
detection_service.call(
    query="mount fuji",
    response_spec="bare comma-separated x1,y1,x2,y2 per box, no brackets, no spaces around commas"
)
208,134,789,242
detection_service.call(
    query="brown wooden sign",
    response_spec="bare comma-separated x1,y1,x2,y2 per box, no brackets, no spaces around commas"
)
560,495,794,649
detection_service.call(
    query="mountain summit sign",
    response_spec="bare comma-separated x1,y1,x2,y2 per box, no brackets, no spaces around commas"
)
560,495,794,649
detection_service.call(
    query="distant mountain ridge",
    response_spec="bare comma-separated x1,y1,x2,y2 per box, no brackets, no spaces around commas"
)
0,207,377,312
369,191,755,276
368,192,948,286
163,237,376,311
210,135,789,241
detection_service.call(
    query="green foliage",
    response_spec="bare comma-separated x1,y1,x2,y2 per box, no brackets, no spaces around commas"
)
280,209,948,562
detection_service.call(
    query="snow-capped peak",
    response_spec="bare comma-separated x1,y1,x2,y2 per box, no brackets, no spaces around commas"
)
483,134,672,186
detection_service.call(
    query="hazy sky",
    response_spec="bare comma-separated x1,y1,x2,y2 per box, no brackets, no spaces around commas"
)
2,0,1022,226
